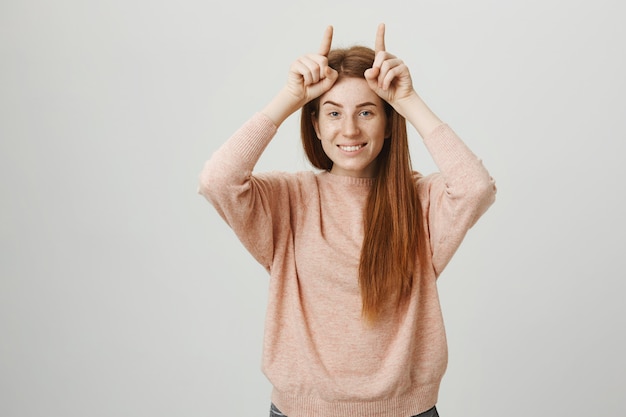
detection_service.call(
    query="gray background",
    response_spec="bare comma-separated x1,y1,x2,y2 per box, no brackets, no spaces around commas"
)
1,0,625,416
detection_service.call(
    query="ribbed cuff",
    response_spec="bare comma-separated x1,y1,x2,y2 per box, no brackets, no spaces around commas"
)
223,112,278,169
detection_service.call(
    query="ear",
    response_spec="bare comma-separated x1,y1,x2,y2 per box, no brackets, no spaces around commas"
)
311,112,322,140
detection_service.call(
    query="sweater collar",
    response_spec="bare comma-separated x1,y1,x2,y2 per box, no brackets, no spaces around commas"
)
317,170,375,187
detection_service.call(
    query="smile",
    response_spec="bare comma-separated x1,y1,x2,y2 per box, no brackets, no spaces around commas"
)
338,144,366,152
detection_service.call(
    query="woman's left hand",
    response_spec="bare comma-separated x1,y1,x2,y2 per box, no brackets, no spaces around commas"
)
365,23,417,107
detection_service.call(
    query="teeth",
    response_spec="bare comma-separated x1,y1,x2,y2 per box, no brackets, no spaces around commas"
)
339,144,364,152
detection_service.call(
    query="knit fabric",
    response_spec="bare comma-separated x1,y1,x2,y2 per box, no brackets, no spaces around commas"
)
199,112,496,417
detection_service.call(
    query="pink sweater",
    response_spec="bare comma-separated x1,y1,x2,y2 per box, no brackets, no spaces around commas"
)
199,112,496,417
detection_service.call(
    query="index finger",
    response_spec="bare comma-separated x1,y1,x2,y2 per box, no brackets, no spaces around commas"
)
375,23,386,53
318,25,333,56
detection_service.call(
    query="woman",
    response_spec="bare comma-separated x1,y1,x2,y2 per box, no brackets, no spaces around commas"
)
199,24,496,417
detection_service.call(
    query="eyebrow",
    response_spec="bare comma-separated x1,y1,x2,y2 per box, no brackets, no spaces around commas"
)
321,100,379,108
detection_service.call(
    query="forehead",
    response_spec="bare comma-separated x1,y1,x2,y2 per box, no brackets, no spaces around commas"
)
319,77,383,107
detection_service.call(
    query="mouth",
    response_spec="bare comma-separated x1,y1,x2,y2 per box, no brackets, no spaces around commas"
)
338,143,367,152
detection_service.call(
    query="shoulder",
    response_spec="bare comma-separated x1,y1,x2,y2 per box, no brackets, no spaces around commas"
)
254,170,317,186
253,170,319,200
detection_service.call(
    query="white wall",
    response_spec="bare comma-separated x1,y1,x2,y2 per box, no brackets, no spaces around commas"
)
1,0,624,416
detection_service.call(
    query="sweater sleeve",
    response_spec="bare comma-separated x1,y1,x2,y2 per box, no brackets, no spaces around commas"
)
197,112,288,270
419,123,497,276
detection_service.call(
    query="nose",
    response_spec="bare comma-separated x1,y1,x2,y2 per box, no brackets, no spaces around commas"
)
342,116,360,137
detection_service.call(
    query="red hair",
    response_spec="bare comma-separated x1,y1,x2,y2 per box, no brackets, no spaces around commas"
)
301,46,426,322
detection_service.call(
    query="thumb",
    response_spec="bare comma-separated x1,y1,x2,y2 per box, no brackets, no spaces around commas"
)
364,67,380,89
321,66,338,89
364,67,379,81
326,66,338,81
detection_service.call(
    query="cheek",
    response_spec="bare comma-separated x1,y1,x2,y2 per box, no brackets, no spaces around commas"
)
315,121,334,139
319,138,334,155
313,117,337,139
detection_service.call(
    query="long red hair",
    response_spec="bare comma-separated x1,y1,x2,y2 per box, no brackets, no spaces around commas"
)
301,46,426,322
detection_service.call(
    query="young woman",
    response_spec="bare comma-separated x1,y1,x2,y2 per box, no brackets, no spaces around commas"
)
199,24,496,417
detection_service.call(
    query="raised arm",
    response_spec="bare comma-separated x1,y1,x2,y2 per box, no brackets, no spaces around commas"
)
364,23,442,138
364,24,496,272
199,27,341,267
262,26,339,127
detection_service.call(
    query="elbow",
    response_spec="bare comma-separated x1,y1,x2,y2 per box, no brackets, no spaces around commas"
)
475,174,497,206
471,174,497,211
466,175,497,225
197,154,251,206
197,157,222,200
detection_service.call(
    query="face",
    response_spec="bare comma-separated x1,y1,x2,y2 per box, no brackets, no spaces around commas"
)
312,77,390,178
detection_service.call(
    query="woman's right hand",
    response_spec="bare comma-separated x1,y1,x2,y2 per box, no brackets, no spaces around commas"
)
263,26,338,126
285,25,339,106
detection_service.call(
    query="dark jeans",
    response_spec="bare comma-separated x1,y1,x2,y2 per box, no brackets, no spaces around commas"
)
270,403,439,417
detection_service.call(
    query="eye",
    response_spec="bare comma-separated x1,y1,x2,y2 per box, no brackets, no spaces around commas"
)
328,111,340,117
359,110,373,117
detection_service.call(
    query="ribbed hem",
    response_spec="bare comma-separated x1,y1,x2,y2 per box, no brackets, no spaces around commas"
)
271,384,438,417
